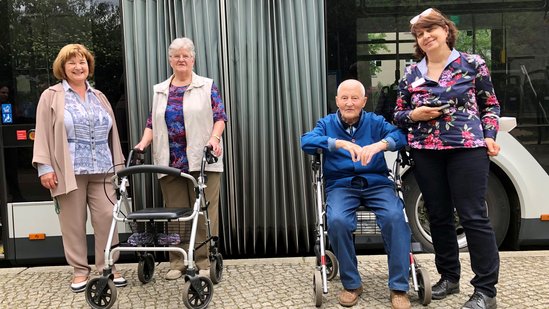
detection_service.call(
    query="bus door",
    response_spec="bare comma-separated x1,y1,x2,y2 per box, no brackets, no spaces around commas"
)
0,122,63,264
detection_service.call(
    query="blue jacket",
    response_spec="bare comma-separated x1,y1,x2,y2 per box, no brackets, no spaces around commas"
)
301,111,407,191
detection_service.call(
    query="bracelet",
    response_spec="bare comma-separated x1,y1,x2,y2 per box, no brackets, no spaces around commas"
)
409,110,416,122
212,134,221,141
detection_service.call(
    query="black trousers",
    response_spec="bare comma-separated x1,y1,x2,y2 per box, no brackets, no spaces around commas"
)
411,147,499,297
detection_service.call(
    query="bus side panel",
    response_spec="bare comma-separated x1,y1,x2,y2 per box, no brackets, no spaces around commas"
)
490,132,549,219
518,219,549,246
7,201,131,264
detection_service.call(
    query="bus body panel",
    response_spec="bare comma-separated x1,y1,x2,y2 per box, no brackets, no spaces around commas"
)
6,201,131,264
490,132,549,219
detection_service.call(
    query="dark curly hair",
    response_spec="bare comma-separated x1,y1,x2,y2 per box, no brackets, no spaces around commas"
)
410,8,458,60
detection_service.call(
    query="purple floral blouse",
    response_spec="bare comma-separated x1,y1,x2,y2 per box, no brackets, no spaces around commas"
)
393,50,500,150
146,82,227,172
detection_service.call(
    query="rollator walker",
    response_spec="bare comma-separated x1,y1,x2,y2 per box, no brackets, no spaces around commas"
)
310,150,431,307
85,146,223,309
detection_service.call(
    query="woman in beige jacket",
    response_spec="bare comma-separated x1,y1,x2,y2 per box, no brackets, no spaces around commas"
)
32,44,126,293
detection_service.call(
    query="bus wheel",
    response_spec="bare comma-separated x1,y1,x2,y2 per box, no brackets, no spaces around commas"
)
404,170,510,252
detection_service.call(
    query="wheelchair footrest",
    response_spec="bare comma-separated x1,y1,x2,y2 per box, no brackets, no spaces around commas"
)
126,207,193,220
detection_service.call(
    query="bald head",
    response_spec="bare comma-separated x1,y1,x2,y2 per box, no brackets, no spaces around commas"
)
335,79,367,125
337,79,366,97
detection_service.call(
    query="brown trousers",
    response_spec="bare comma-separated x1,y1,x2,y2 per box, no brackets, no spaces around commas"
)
56,174,119,277
159,171,220,271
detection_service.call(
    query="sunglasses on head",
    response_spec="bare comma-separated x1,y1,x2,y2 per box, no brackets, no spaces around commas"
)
410,8,434,24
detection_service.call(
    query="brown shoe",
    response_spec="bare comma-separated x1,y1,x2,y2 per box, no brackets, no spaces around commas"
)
390,290,411,309
339,285,363,307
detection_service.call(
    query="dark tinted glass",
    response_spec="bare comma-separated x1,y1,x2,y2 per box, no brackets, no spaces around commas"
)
0,0,125,203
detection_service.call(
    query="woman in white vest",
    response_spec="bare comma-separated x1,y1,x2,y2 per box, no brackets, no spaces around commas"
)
135,37,227,280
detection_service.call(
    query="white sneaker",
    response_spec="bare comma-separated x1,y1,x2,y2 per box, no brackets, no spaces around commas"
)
113,276,128,287
70,279,88,293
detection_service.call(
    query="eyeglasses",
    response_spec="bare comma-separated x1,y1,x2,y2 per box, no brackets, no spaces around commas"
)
170,54,193,61
410,8,433,24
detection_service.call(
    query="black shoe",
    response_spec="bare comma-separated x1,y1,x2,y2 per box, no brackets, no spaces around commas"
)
431,278,460,300
462,291,497,309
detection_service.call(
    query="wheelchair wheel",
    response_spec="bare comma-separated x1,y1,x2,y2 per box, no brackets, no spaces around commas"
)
209,253,224,284
137,253,155,284
313,270,322,307
325,250,339,281
416,267,431,306
85,277,117,309
182,276,213,309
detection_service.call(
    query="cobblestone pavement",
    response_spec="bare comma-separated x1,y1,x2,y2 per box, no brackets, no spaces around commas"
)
1,251,548,308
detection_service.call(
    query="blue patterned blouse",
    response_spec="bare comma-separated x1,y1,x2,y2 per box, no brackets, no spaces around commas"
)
63,80,114,174
394,49,500,150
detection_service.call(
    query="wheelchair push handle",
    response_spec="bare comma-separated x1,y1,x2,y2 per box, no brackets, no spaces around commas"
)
311,149,323,171
397,147,413,169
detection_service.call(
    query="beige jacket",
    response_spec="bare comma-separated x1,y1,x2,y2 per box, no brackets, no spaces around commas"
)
151,72,223,175
32,83,125,197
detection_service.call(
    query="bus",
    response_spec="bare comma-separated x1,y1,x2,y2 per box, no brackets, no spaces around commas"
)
330,1,549,252
1,0,549,264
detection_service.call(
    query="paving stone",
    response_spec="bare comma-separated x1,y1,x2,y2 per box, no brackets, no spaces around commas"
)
0,251,548,308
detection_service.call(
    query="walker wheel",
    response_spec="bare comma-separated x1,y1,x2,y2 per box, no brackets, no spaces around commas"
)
85,277,117,309
325,250,339,281
313,270,323,307
182,276,214,309
416,267,432,306
137,253,155,283
209,253,224,284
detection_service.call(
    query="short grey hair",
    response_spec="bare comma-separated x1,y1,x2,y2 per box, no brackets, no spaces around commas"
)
168,37,195,57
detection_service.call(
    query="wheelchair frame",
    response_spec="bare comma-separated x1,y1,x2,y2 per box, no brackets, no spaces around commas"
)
311,149,431,307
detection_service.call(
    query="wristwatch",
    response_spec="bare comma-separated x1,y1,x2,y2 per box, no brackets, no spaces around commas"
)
380,139,389,150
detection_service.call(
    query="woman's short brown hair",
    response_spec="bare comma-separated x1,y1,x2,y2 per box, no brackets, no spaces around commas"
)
410,8,458,59
52,44,95,81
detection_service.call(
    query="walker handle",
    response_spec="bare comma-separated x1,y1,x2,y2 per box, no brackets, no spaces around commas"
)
117,165,183,178
204,145,218,164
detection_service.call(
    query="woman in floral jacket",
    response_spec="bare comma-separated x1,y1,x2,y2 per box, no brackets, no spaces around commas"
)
393,8,500,309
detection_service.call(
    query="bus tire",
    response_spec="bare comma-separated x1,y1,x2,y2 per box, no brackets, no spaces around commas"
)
404,170,510,253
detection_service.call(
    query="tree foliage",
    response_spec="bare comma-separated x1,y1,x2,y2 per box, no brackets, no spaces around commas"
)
8,0,122,104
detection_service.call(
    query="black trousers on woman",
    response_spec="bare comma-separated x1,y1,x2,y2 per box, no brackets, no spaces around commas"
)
411,147,499,298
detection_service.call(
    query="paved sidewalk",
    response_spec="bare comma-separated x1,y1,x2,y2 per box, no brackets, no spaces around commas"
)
1,251,548,308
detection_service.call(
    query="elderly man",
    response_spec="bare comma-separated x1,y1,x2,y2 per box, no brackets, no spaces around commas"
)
301,79,411,309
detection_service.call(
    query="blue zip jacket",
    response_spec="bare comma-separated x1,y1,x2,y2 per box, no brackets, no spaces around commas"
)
301,111,407,191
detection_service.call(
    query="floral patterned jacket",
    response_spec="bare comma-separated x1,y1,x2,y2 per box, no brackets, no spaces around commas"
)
393,49,500,150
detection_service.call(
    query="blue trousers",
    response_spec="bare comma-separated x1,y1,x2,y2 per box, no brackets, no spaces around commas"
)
326,179,411,291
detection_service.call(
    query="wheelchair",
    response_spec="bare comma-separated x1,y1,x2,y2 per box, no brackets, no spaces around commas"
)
310,149,431,307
